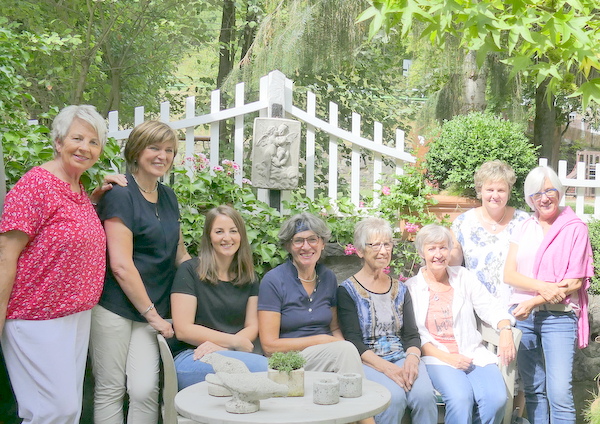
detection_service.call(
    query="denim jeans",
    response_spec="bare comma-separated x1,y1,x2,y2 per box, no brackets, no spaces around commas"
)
363,359,438,424
515,309,577,424
426,363,507,424
174,349,268,390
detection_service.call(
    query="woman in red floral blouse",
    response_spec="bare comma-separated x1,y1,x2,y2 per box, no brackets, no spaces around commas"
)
0,105,120,424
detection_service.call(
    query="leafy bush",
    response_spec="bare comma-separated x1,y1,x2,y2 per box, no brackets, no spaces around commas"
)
423,112,538,206
586,219,600,295
267,351,306,373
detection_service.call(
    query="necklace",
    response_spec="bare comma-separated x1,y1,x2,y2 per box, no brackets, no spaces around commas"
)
423,268,450,301
479,207,507,232
132,174,158,194
299,271,317,283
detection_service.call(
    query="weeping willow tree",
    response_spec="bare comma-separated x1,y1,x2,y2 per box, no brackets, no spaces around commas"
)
225,0,369,90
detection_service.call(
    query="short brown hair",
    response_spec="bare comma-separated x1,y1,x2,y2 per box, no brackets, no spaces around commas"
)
124,121,178,173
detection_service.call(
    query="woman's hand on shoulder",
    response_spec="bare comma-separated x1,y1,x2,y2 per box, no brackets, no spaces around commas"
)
193,341,227,360
89,174,127,204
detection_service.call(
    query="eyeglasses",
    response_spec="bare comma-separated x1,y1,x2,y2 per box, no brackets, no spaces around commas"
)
365,242,394,251
291,236,320,247
530,188,558,201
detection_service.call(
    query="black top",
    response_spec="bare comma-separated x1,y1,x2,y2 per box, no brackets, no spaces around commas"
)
170,257,259,356
337,281,421,357
97,174,181,322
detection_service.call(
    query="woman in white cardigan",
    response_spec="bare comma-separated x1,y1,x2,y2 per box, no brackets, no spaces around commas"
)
405,224,516,424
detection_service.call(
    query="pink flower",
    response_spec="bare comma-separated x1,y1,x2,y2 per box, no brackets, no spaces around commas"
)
344,244,357,256
405,222,420,233
232,162,240,170
227,171,232,175
242,178,252,185
382,186,391,196
398,275,408,282
213,165,224,172
359,201,365,208
383,266,391,274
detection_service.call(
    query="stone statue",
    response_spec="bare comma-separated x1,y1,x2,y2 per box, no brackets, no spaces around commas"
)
206,372,289,414
252,118,301,190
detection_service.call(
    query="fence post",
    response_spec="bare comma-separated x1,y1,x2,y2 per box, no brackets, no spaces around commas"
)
266,70,287,211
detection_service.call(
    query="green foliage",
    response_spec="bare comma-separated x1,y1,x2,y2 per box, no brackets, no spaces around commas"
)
424,112,538,206
359,0,600,108
171,155,286,276
586,219,600,296
267,351,306,373
377,166,439,226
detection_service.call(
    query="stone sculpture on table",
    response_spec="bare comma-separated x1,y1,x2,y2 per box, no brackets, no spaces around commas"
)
201,353,289,414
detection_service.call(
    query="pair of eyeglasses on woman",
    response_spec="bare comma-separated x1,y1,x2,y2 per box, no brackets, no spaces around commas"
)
530,188,558,201
291,236,320,247
365,242,394,251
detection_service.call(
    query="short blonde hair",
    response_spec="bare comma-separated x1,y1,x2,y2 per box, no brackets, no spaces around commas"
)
474,160,517,199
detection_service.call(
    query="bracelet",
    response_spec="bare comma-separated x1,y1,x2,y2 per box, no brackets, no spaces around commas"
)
498,325,513,333
141,303,155,316
406,352,421,362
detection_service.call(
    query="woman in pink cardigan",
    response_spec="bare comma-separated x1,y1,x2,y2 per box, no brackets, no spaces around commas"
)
504,166,592,424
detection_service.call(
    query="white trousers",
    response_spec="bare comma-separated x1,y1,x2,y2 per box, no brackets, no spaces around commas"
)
1,310,91,424
302,340,365,377
89,305,159,424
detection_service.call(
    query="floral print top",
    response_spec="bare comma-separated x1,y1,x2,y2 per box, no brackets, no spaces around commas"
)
452,208,529,307
0,167,106,320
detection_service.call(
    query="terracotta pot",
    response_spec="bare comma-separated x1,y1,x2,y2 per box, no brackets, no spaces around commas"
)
267,368,305,397
428,194,480,222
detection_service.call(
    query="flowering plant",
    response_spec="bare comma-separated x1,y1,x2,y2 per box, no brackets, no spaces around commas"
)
172,154,285,274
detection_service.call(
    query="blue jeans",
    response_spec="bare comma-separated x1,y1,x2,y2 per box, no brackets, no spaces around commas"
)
515,310,577,424
174,349,268,390
426,363,506,424
364,359,438,424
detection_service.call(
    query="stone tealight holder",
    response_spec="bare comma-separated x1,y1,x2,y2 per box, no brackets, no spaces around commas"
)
338,373,362,398
313,378,339,405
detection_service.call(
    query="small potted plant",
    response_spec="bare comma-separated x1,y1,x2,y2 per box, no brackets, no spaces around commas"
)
267,351,306,396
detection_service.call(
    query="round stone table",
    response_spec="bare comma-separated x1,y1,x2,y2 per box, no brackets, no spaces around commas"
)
175,371,391,424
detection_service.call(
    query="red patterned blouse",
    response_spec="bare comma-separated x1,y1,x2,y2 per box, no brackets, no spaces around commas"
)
0,167,106,320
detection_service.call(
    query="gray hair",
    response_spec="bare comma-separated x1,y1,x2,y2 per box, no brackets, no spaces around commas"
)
51,105,107,155
474,160,517,199
524,166,564,210
353,217,393,252
414,224,454,258
278,212,331,247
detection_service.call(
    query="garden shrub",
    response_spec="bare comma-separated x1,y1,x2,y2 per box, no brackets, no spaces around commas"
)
586,218,600,295
423,112,538,207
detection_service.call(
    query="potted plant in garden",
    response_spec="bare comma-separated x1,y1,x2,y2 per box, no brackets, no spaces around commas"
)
267,351,306,397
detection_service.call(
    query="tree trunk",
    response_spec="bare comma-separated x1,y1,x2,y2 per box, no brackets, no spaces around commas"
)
534,79,560,168
239,2,258,64
462,50,487,113
217,0,236,88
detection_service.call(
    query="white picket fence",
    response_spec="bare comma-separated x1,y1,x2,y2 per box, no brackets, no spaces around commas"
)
544,158,600,221
106,70,415,209
104,69,600,220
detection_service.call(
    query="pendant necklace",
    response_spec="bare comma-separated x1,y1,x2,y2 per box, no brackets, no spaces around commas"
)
132,174,159,194
479,207,507,232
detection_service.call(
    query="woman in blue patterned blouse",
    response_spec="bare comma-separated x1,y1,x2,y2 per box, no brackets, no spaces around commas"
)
338,217,438,424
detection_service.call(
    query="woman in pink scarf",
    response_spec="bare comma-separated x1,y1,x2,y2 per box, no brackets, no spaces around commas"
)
504,166,592,424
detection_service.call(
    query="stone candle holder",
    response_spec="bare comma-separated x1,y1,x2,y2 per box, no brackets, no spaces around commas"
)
313,378,339,405
338,373,362,398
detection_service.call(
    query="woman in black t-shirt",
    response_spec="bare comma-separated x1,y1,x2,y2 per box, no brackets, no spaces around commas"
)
170,205,267,389
90,121,191,424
